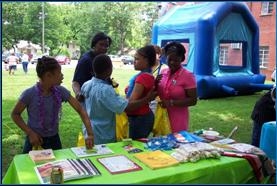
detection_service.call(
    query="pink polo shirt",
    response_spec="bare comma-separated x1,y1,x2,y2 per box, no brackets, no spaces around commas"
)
157,67,196,133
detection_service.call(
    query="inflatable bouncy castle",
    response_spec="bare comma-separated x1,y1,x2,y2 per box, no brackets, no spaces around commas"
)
152,2,272,99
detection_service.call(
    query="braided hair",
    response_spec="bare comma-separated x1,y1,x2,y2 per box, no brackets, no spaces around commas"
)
36,56,60,79
137,45,156,67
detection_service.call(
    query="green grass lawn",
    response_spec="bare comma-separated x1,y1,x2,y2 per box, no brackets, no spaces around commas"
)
1,65,265,177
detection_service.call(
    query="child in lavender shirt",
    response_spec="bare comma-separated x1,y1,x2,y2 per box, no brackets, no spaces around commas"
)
11,56,94,153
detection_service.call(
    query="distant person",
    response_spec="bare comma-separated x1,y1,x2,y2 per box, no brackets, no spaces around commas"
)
72,32,112,102
125,45,156,139
271,69,276,82
22,52,29,74
81,54,156,144
150,45,168,114
28,53,33,63
6,52,19,75
151,45,167,78
11,56,94,153
251,85,276,147
157,41,197,133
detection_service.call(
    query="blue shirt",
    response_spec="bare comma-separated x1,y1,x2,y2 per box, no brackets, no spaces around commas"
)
72,50,96,87
20,85,71,137
81,77,128,144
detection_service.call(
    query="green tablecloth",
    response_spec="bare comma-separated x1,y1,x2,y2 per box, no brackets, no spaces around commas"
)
2,141,257,184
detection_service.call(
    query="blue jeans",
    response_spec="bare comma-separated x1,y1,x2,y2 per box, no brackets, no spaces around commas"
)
22,62,28,73
23,133,62,153
251,121,262,147
128,111,154,140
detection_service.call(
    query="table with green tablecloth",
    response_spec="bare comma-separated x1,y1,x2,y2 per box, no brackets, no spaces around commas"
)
2,141,258,184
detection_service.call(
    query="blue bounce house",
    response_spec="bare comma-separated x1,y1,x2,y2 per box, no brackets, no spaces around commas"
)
152,2,272,99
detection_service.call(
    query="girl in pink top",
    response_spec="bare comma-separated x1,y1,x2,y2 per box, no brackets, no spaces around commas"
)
157,42,197,133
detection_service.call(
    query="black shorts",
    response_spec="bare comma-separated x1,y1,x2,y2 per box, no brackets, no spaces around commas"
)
9,65,16,70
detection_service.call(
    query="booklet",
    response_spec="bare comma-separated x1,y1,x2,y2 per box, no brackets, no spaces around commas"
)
29,149,55,164
227,143,265,155
97,155,142,174
34,159,101,184
134,150,179,169
71,145,114,158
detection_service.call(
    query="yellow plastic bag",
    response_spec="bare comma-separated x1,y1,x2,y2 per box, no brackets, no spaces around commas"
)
153,103,172,137
113,80,129,141
116,112,129,141
77,132,85,147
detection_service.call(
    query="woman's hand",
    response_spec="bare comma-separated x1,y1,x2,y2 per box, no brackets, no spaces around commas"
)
111,78,119,88
159,100,171,108
155,74,163,90
146,88,158,102
85,135,94,149
155,74,163,84
28,130,43,148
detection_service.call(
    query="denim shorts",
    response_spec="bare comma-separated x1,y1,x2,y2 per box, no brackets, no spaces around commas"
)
23,133,62,153
128,111,154,140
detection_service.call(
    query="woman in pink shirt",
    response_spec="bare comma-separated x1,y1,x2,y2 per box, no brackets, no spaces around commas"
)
157,42,197,133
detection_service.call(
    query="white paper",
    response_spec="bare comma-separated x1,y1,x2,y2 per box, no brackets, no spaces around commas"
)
98,155,139,173
71,145,113,158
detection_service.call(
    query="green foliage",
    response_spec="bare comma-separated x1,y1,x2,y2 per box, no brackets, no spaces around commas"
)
52,47,71,57
2,2,29,49
2,2,160,56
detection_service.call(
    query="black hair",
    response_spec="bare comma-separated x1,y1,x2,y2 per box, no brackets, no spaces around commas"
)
90,32,112,48
164,41,186,61
36,56,60,78
137,45,156,67
92,54,112,76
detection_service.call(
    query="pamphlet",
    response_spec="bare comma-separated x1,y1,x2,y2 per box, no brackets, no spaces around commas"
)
134,150,179,169
211,138,236,145
34,159,101,184
97,155,142,174
227,143,265,155
29,149,55,164
71,145,113,158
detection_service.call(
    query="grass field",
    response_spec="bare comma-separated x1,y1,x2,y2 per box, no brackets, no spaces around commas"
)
1,65,266,177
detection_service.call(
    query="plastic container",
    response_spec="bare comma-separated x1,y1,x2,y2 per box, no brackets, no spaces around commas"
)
259,121,276,161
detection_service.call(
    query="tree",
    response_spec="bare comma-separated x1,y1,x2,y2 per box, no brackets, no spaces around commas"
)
2,2,160,56
2,2,28,50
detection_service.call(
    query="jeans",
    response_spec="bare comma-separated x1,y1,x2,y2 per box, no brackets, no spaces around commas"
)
22,62,28,73
251,121,262,147
128,111,154,140
23,133,62,153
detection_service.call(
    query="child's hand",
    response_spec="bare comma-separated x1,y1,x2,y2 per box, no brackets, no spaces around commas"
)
28,130,43,147
85,135,94,149
76,93,85,102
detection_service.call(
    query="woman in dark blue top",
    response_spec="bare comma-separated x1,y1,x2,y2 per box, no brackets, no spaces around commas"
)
72,32,112,102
